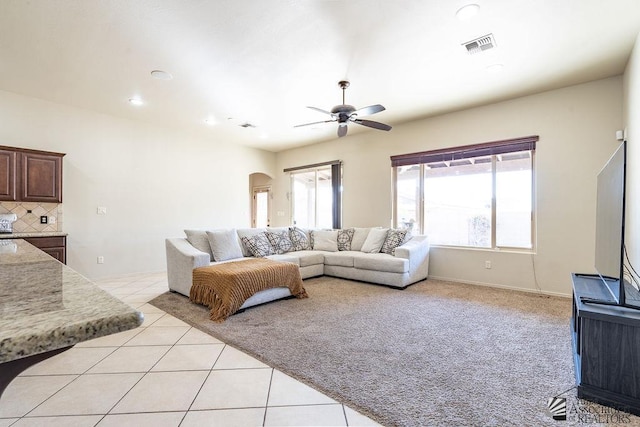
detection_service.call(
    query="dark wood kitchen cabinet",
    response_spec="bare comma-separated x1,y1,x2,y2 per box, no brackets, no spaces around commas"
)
0,146,64,203
24,236,66,264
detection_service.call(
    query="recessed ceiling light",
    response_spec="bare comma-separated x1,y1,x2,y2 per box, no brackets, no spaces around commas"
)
204,117,217,126
128,97,144,106
456,4,480,21
486,64,504,73
150,70,173,80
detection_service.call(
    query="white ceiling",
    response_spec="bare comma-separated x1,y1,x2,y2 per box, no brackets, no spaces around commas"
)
1,0,640,152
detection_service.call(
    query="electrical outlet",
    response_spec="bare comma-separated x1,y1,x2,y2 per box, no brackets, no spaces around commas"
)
485,261,492,269
40,215,48,224
97,256,104,264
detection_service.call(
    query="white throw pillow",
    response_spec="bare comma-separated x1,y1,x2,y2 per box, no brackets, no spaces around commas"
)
312,230,339,252
360,228,389,253
206,229,244,261
184,229,213,261
350,227,371,251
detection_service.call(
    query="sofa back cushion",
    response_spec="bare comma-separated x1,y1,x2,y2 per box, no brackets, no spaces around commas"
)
184,229,214,261
206,229,244,261
360,228,389,253
350,228,372,251
311,230,339,252
237,228,268,257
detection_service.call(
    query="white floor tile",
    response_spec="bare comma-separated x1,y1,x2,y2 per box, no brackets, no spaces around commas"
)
0,419,18,427
151,344,224,371
75,328,143,348
29,373,143,416
123,326,190,346
268,370,336,407
21,347,116,375
136,303,165,313
343,405,382,426
139,311,164,326
88,345,171,373
0,375,77,418
96,411,185,427
181,408,265,427
110,371,208,413
11,415,103,426
264,404,347,427
213,345,268,369
191,368,272,410
150,313,190,327
177,328,223,345
119,294,156,304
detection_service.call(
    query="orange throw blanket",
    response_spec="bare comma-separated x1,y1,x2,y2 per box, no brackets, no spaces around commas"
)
190,258,308,322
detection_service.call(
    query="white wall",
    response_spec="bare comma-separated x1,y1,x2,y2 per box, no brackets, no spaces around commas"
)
272,77,624,296
0,90,276,279
624,33,640,273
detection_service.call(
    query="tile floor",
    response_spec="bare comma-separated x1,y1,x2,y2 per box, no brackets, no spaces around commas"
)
0,272,381,427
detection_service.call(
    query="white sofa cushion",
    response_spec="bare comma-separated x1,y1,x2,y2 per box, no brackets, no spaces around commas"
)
184,229,214,261
360,228,389,253
312,230,339,252
350,228,371,251
206,229,243,261
293,250,326,267
323,251,355,267
353,252,409,274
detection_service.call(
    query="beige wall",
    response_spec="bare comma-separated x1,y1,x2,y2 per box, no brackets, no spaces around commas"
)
624,32,640,273
0,89,276,279
273,77,624,296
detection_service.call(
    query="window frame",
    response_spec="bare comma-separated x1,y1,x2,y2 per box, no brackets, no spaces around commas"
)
285,160,342,229
391,136,537,251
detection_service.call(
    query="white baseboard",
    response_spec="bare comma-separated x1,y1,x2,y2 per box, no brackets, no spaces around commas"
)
427,275,572,299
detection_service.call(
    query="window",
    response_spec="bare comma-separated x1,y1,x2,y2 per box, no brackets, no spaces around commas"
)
285,161,342,229
392,136,537,250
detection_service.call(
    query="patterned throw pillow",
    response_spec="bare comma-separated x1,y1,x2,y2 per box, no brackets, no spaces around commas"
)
381,229,409,255
265,230,293,254
289,226,310,251
336,228,355,251
240,233,274,257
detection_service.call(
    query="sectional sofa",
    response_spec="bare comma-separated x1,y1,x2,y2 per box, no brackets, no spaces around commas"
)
165,226,430,311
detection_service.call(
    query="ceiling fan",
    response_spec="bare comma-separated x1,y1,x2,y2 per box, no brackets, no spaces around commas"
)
295,80,392,138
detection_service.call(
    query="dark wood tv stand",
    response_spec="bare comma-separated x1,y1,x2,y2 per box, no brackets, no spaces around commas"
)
571,273,640,415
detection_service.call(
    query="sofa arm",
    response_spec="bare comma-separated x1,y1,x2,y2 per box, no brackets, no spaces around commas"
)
165,238,210,297
394,235,430,280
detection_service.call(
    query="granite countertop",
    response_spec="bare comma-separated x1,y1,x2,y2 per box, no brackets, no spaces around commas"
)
0,232,68,239
0,239,143,363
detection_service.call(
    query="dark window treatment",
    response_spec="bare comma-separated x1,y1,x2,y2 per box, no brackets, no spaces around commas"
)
390,136,538,167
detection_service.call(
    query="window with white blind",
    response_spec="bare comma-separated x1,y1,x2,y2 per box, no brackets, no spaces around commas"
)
392,136,537,250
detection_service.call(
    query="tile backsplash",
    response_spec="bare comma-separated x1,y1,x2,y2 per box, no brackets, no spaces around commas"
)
0,202,63,233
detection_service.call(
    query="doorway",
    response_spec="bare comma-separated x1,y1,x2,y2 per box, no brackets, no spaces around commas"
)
252,186,271,228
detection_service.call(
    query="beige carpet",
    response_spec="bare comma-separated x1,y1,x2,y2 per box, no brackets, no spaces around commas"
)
150,276,640,427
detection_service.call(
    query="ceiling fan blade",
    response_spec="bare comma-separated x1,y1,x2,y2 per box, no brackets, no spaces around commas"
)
353,104,385,116
294,120,335,128
337,124,348,138
307,106,333,116
352,118,392,131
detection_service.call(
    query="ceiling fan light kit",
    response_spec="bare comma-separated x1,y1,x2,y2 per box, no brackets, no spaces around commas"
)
295,80,392,138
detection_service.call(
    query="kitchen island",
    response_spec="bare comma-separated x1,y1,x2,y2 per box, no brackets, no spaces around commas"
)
0,239,143,397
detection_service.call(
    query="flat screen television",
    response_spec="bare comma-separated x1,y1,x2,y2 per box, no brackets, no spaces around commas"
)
594,140,640,308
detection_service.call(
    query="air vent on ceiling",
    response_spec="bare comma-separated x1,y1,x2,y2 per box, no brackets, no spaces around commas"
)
462,34,496,55
239,122,256,128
